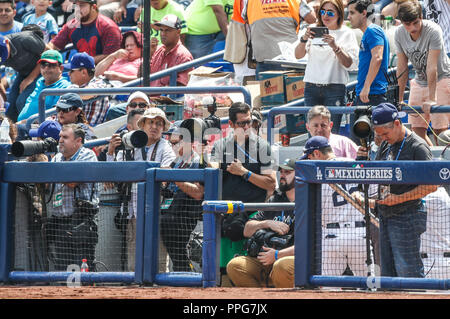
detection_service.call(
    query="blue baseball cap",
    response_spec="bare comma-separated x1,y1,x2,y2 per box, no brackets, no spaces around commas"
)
0,35,9,65
63,52,95,71
29,120,62,140
372,103,404,126
300,136,331,160
55,93,84,109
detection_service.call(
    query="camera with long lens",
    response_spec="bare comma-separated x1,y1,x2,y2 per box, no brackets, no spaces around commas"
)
244,229,293,257
352,106,373,160
116,130,148,150
11,137,58,157
180,97,222,144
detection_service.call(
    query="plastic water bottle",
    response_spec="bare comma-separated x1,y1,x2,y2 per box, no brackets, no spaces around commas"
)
81,259,89,272
0,118,11,144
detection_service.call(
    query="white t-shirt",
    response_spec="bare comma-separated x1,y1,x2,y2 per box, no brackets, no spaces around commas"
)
424,0,450,55
302,25,359,85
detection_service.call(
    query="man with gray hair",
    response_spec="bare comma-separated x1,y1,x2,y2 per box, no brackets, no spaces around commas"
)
306,105,358,159
46,123,100,271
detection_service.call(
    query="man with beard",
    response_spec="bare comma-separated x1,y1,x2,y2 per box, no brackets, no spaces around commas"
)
48,0,121,64
225,158,295,288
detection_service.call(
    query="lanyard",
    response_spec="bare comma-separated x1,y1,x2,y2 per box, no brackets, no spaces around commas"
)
235,142,258,163
386,130,408,161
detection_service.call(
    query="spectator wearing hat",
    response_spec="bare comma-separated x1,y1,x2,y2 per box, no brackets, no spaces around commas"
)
17,50,71,123
103,90,153,124
55,92,96,140
48,0,122,64
147,14,193,89
95,30,143,84
65,52,112,126
136,107,176,167
0,28,46,122
355,102,438,278
226,158,296,288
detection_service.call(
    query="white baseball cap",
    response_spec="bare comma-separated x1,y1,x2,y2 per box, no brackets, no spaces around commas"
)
127,91,150,105
154,14,182,30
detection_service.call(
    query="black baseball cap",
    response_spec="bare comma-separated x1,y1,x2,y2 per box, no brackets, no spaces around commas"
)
55,93,83,109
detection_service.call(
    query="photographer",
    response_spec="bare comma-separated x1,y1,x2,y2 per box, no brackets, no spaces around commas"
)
356,103,438,278
46,123,100,271
160,120,206,272
209,102,276,284
226,158,296,288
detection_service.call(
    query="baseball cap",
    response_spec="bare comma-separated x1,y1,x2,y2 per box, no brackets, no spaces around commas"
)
29,120,62,140
38,50,63,64
55,93,84,109
371,102,404,126
278,158,295,171
300,136,331,160
63,52,95,71
154,14,182,30
127,91,150,105
165,120,183,136
137,108,171,131
0,35,8,65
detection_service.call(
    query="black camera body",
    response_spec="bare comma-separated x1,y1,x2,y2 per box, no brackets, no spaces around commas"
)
244,229,293,257
11,137,58,157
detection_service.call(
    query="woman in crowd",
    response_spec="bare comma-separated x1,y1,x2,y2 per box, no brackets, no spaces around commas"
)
295,0,359,133
95,30,143,84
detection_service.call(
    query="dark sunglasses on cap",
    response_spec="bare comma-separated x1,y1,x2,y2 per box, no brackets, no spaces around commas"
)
128,102,148,108
320,9,336,17
56,106,77,113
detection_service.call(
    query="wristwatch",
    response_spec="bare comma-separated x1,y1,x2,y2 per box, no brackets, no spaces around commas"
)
300,37,308,43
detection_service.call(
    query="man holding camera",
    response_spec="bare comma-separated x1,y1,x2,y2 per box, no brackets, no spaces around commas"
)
46,123,100,271
226,158,296,288
209,102,276,283
356,103,438,277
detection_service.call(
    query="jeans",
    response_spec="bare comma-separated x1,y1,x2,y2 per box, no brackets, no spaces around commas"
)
185,32,225,59
379,203,427,278
304,82,347,133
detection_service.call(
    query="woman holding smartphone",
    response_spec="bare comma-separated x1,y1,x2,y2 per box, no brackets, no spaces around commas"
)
295,0,359,133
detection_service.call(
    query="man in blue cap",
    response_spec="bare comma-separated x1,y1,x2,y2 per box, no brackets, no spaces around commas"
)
64,52,112,126
357,102,438,278
29,119,62,141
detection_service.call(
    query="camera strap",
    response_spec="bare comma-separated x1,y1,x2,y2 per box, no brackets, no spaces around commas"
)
141,139,160,161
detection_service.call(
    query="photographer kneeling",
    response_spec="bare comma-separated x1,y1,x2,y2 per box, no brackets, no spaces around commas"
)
46,124,100,271
226,159,296,288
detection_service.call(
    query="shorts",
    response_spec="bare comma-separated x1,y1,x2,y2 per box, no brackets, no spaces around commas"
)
408,78,450,130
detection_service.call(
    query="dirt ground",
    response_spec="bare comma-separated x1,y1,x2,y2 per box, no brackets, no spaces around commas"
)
0,285,449,299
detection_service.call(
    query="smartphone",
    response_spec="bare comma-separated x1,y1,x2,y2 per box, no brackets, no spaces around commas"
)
310,27,329,38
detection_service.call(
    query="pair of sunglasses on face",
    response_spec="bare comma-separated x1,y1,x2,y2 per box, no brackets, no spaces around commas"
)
320,9,336,17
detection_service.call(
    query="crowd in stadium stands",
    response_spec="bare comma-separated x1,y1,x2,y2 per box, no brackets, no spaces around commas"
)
0,0,449,288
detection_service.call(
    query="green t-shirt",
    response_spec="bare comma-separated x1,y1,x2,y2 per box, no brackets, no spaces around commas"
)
138,0,188,44
185,0,233,35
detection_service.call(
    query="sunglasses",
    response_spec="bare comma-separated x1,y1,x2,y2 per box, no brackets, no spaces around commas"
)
56,106,77,113
235,120,252,128
128,102,148,109
320,9,336,17
40,61,60,68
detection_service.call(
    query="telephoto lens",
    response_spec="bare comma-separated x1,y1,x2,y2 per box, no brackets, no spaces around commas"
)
11,137,58,157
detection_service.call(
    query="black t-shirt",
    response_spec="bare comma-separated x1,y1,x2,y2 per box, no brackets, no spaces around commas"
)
211,134,274,203
375,131,432,214
250,189,295,236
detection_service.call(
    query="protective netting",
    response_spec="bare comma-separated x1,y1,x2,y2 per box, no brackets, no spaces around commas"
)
314,183,450,279
12,181,204,275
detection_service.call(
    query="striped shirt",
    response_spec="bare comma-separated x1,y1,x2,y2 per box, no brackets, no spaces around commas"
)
47,147,100,217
